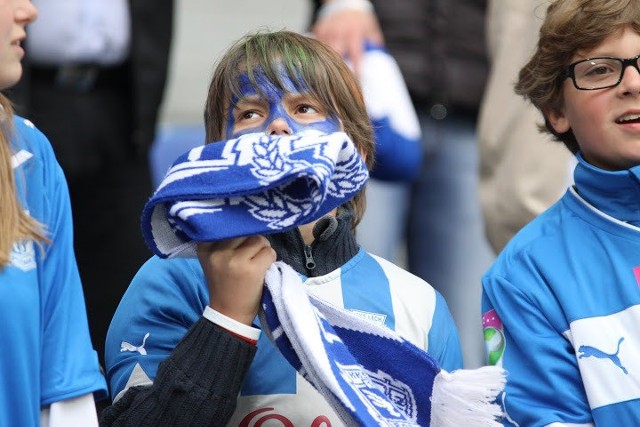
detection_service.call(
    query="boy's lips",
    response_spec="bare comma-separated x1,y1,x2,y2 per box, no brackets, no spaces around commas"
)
615,111,640,124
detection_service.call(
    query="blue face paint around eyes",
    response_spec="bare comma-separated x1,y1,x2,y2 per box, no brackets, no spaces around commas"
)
225,68,341,139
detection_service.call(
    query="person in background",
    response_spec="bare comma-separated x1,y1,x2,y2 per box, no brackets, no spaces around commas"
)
103,30,462,426
477,0,574,254
7,0,174,367
482,0,640,424
311,0,493,368
344,38,424,264
0,0,107,425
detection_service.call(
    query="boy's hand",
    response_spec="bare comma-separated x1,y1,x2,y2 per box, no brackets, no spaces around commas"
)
197,236,276,326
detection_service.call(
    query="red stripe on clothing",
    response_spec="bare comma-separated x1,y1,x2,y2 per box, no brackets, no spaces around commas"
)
220,326,258,346
634,266,640,287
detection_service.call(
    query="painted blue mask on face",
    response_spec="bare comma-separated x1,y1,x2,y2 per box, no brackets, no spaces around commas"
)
225,67,341,139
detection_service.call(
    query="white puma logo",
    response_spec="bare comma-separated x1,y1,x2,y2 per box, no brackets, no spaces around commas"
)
120,333,150,355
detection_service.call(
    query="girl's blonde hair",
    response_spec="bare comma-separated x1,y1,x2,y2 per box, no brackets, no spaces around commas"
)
0,94,47,267
204,30,375,228
516,0,640,153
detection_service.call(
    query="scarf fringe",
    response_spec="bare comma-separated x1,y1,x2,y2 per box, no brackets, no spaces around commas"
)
431,366,506,427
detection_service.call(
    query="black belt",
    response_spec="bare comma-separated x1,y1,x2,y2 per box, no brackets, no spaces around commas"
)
29,63,128,92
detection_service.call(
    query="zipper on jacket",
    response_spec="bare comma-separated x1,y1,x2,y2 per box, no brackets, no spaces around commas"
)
303,245,316,271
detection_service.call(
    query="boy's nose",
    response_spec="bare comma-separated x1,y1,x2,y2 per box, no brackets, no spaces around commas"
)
621,65,640,95
266,118,292,135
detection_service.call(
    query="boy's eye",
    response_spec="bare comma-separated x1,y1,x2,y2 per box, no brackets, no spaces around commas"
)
241,111,259,120
585,64,616,76
235,109,262,122
576,59,620,81
297,105,319,114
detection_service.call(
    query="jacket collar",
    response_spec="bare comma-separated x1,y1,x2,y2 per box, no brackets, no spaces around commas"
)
574,152,640,225
266,205,360,277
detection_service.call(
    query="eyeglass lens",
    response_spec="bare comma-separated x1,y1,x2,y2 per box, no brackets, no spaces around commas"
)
573,57,640,89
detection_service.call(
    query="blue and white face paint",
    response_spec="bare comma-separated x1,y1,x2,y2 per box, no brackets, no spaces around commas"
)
225,66,341,139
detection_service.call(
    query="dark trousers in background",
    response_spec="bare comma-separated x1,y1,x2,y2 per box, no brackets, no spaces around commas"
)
13,65,153,369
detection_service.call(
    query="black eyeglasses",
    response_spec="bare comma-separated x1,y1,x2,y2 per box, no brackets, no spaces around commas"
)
564,55,640,90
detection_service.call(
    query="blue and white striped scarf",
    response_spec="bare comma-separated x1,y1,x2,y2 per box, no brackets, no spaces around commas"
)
142,131,505,426
261,261,505,426
141,131,368,258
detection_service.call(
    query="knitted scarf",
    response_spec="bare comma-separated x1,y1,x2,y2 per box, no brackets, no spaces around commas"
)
142,131,506,426
141,131,368,258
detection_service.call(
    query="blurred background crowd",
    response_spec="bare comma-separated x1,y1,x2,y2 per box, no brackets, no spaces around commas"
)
10,0,572,371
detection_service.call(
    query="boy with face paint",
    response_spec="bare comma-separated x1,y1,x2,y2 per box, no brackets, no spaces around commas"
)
103,31,462,426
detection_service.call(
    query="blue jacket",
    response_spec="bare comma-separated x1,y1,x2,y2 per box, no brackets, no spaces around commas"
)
482,154,640,426
106,233,462,425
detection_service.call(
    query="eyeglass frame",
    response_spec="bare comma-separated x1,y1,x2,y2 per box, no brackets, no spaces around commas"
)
564,54,640,90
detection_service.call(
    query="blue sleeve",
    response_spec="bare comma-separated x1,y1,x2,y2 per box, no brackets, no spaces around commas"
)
370,117,423,182
357,45,423,182
30,124,107,405
482,272,593,426
105,256,207,400
427,292,463,371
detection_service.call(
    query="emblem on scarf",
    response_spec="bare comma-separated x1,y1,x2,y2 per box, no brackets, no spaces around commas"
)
142,131,368,258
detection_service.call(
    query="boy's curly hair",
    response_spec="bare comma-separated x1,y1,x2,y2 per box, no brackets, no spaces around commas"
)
516,0,640,153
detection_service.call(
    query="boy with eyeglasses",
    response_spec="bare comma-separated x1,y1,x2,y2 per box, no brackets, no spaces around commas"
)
481,0,640,425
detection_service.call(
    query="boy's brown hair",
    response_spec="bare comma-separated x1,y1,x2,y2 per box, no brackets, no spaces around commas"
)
516,0,640,153
203,30,374,228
